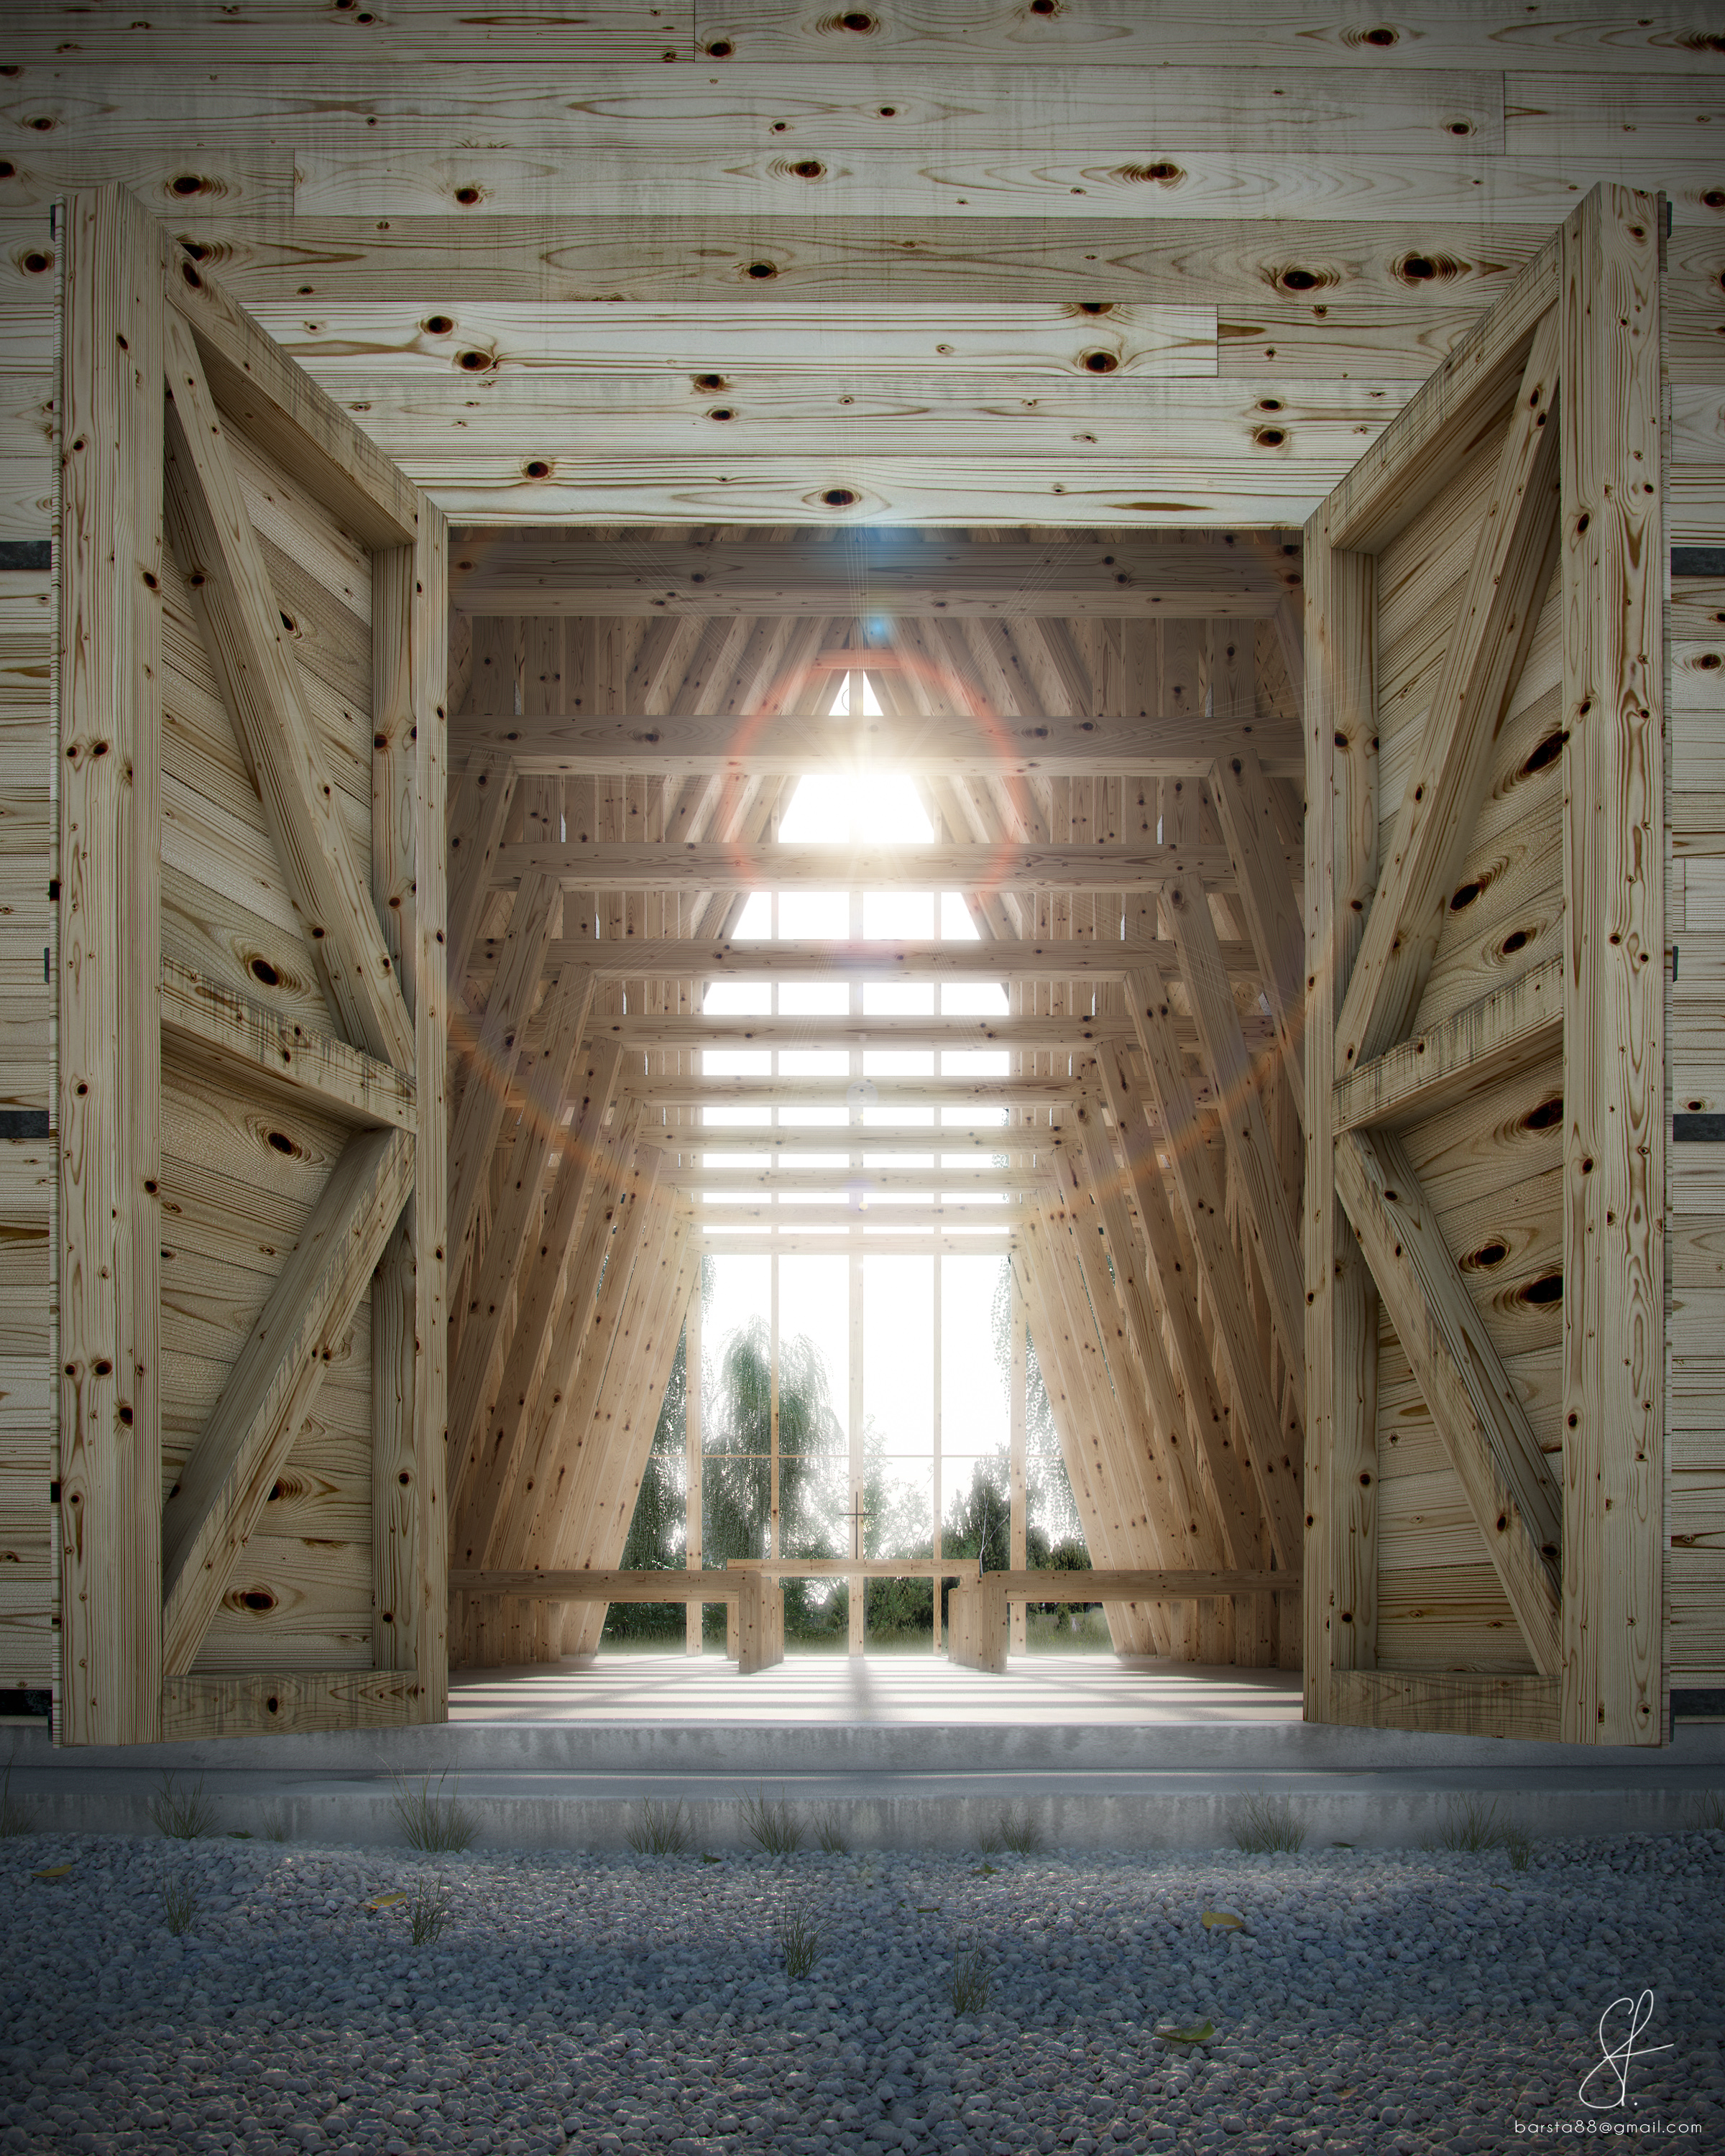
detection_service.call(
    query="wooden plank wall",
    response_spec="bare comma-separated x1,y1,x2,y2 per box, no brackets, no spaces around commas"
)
0,9,1723,535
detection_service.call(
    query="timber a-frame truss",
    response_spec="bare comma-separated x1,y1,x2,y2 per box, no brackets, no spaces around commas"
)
57,190,447,1744
443,557,1308,1672
1305,185,1665,1747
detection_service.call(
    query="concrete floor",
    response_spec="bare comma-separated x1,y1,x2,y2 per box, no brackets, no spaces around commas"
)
449,1650,1305,1727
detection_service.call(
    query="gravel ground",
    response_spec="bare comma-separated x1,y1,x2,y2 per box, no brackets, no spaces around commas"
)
1,1820,1721,2154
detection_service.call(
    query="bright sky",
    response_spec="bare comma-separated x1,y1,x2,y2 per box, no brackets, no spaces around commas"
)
694,670,1013,1543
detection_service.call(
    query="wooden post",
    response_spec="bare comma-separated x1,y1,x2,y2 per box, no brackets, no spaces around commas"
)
1560,185,1665,1747
57,188,165,1746
685,1276,703,1655
769,1251,780,1562
1009,1264,1028,1655
371,512,449,1716
850,1250,865,1657
931,1251,942,1654
1302,523,1380,1721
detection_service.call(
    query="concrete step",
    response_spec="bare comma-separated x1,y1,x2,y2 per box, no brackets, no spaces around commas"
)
6,1720,1722,1853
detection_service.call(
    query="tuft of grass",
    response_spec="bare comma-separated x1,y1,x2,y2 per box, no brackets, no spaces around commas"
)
405,1875,450,1945
390,1769,477,1854
812,1806,849,1856
1230,1793,1307,1855
148,1772,216,1841
159,1871,199,1936
776,1895,827,1978
1504,1826,1534,1872
742,1787,805,1856
1691,1789,1725,1833
976,1822,1004,1857
951,1944,991,2017
1438,1795,1502,1853
259,1807,289,1844
997,1805,1044,1856
627,1797,691,1858
0,1762,35,1839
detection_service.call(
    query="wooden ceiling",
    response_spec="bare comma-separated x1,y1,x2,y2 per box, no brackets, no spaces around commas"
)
1,5,1720,538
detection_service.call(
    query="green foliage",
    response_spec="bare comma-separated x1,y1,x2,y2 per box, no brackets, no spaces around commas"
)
776,1894,827,1978
160,1870,200,1936
742,1787,806,1856
390,1770,478,1853
1504,1827,1534,1871
1230,1794,1307,1854
147,1772,216,1841
0,1763,34,1839
998,1805,1044,1855
951,1945,992,2016
812,1806,848,1854
627,1797,692,1856
1437,1795,1501,1853
1691,1789,1725,1833
406,1875,451,1943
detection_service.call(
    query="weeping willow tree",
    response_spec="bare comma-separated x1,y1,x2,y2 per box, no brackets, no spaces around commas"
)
702,1314,844,1565
604,1307,845,1644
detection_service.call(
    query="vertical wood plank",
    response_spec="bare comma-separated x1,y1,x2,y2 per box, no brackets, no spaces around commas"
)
57,188,165,1746
370,513,448,1710
1560,184,1665,1748
1302,526,1379,1719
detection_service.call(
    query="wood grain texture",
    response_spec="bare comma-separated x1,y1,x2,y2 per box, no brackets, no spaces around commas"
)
160,1125,413,1675
1559,185,1665,1747
1332,957,1563,1134
160,1667,423,1741
1335,1125,1563,1676
162,309,415,1074
55,188,165,1746
158,958,416,1131
1332,1666,1560,1739
1300,528,1377,1712
1335,308,1563,1073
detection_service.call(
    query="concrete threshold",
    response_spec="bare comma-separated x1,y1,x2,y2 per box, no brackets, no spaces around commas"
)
6,1719,1722,1853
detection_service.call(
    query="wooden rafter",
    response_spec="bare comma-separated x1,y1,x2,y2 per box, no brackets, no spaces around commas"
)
489,839,1241,893
1165,882,1305,1404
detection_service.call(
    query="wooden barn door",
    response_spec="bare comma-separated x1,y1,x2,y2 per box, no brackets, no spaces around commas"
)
1305,185,1665,1746
55,189,447,1743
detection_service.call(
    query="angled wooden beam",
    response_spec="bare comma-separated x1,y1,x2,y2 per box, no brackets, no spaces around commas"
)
448,872,561,1269
446,1061,628,1529
1122,969,1306,1570
1163,885,1305,1416
1334,307,1563,1075
446,755,518,987
1098,1039,1298,1573
1210,742,1306,1111
160,307,415,1074
448,995,604,1464
160,1125,415,1674
1331,958,1563,1135
1070,1100,1260,1571
1333,1125,1563,1678
160,959,417,1131
1559,185,1665,1747
490,841,1240,893
57,186,166,1746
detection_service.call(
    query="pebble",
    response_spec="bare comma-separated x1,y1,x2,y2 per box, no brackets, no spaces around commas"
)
0,1828,1719,2152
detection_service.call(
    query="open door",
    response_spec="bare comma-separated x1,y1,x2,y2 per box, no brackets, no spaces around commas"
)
54,189,447,1743
1305,185,1666,1746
